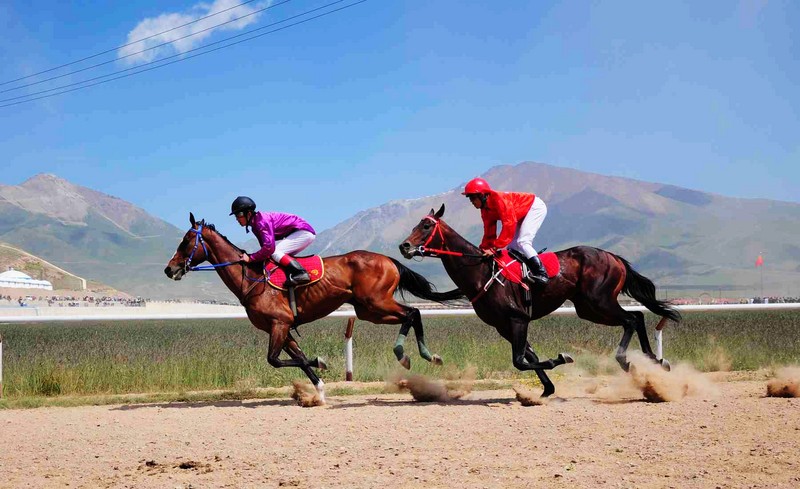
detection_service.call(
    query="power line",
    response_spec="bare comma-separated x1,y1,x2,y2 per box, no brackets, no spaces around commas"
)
1,0,296,95
1,0,348,105
0,0,368,109
0,0,261,88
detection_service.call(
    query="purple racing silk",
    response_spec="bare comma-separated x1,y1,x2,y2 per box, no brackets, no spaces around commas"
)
248,211,316,262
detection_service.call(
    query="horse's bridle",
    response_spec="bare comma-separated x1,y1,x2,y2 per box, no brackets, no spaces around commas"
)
410,216,522,304
412,216,484,259
182,223,265,304
183,224,236,272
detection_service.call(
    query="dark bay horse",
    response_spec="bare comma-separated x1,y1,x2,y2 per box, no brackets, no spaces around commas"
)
164,213,464,403
399,205,681,397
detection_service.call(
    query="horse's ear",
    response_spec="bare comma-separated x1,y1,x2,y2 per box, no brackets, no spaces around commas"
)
428,208,435,216
189,213,196,227
434,204,445,219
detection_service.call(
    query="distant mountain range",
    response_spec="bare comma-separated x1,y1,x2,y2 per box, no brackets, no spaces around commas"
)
306,162,800,296
1,164,798,299
0,174,226,299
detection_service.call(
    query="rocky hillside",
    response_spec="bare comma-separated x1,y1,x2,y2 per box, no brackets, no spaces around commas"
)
308,162,800,295
3,166,797,299
0,174,227,299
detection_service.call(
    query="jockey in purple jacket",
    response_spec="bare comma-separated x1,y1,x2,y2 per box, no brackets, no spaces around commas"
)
230,196,316,287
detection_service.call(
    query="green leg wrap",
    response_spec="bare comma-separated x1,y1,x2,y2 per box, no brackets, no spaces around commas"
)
393,334,407,361
417,340,433,362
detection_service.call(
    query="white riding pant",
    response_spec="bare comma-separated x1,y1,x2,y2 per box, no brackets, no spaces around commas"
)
508,197,547,259
271,230,315,262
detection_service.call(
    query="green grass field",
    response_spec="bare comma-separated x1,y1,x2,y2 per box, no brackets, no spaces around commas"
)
1,310,798,403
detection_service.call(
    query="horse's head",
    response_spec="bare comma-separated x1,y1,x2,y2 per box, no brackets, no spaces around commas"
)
164,213,209,280
399,204,445,259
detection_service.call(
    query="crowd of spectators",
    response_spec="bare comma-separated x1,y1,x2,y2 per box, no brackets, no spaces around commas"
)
1,294,145,307
0,294,238,308
749,296,800,304
659,296,800,305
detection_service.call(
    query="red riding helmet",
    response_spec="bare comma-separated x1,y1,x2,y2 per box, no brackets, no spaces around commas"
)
462,177,492,195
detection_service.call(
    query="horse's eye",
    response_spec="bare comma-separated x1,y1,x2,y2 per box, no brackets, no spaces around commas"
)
422,222,432,230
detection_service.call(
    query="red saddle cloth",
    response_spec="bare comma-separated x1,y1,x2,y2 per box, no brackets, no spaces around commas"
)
494,250,560,284
266,256,324,290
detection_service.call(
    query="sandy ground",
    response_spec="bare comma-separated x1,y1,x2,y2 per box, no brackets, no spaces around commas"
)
1,372,799,489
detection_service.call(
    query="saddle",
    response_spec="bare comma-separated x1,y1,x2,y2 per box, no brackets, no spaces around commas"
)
265,255,324,291
494,249,560,285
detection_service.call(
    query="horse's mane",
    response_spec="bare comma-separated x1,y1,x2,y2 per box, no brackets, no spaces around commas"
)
203,221,245,253
439,218,481,253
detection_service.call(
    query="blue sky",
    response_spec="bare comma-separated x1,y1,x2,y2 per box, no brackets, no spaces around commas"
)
1,0,798,238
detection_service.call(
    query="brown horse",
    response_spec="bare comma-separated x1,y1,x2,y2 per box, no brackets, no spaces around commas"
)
399,205,681,397
164,213,464,403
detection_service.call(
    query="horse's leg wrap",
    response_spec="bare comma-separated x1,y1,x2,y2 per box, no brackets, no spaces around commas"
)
406,308,438,363
393,334,407,361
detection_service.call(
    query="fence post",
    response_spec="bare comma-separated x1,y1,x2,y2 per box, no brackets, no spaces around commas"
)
0,333,4,398
654,316,667,361
344,318,355,381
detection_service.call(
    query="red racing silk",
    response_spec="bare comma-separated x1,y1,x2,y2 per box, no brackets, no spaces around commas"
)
479,190,535,250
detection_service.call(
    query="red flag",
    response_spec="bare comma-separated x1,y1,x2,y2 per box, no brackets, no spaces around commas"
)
755,255,764,267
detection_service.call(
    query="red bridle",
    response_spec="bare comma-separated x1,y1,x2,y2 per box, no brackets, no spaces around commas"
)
415,217,527,303
417,216,475,257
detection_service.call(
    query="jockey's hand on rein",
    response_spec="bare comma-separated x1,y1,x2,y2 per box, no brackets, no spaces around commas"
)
239,253,251,264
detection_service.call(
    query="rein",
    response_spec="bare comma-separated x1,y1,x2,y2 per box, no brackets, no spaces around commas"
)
412,216,506,303
415,217,485,259
183,223,266,306
185,224,237,272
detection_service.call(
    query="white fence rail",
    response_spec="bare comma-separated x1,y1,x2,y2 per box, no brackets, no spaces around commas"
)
1,302,798,323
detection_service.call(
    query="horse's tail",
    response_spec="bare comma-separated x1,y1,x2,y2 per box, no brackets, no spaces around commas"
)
617,255,682,323
390,258,465,303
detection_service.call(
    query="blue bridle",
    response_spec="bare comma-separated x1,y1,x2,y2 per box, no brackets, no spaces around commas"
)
184,224,237,272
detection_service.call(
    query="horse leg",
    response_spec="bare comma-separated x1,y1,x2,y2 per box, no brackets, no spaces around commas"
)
266,322,327,402
393,309,415,369
508,318,573,374
283,333,327,403
525,342,555,397
353,301,440,370
572,298,644,372
284,331,328,370
407,307,442,365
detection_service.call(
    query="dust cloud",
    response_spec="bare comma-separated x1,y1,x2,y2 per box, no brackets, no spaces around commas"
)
766,367,800,398
291,380,325,407
390,366,477,402
595,351,719,402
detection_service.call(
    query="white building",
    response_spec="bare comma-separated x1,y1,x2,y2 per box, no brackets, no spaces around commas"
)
0,268,53,290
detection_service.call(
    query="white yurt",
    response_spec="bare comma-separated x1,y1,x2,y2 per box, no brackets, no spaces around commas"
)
0,268,53,290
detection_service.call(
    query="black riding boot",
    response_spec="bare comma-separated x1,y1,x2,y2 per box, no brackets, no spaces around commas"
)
523,255,549,286
284,258,311,287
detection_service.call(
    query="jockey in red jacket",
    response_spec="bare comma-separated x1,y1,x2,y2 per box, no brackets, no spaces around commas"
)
230,196,316,287
462,177,549,286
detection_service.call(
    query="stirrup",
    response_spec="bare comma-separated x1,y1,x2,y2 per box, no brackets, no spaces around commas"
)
524,272,548,286
286,273,310,287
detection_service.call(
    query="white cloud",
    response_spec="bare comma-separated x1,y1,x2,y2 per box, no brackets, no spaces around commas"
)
118,0,270,65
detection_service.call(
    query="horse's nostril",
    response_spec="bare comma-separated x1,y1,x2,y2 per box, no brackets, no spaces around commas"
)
164,266,173,278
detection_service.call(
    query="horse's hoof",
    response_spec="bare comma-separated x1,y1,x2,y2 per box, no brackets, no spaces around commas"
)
660,358,671,372
541,385,555,398
316,357,328,370
431,354,443,366
399,355,411,370
559,353,574,364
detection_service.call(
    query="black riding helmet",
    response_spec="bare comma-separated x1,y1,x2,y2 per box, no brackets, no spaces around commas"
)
230,196,257,215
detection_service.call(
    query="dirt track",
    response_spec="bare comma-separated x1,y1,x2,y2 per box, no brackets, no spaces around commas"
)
1,374,798,489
